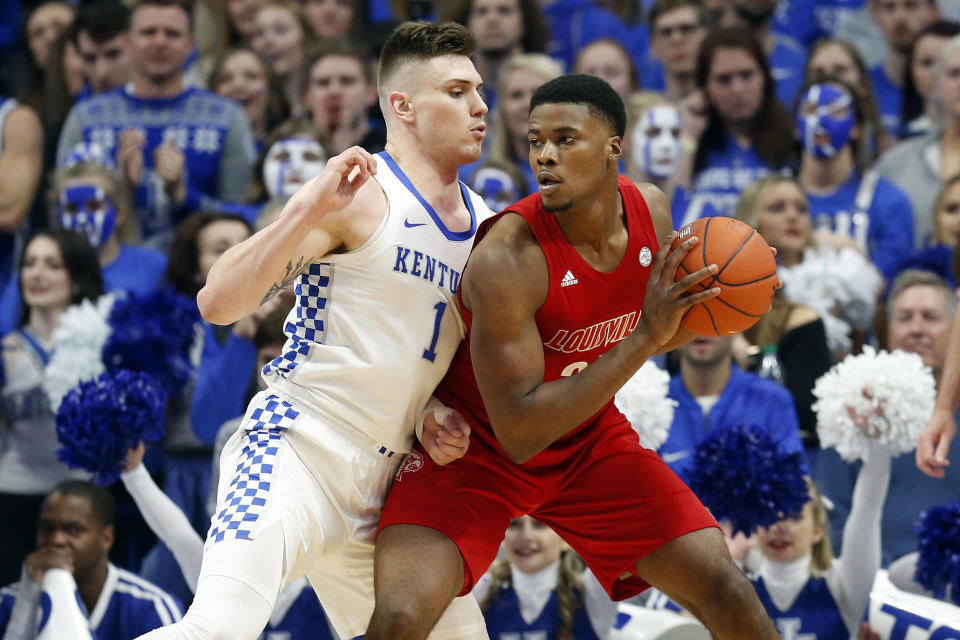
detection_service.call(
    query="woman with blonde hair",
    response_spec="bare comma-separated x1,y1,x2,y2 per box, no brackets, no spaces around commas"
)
474,516,617,640
475,53,563,196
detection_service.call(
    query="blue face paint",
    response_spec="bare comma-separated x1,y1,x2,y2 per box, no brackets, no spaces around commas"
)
797,83,855,159
58,184,117,249
471,167,521,213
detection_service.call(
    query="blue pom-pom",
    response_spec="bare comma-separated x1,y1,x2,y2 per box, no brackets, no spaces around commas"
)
684,424,810,536
55,370,166,485
103,289,200,398
915,499,960,604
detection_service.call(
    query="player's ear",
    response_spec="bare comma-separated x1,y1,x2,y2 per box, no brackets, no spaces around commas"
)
389,91,414,122
608,136,622,161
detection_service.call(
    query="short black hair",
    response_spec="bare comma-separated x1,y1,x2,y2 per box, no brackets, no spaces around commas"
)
528,74,626,138
47,480,116,528
70,0,129,47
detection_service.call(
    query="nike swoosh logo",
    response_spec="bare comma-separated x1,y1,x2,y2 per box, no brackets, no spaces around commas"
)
661,450,689,464
404,219,427,228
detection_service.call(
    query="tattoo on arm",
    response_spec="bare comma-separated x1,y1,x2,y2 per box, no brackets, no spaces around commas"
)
260,256,314,304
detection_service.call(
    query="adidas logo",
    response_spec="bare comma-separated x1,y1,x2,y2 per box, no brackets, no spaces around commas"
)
560,270,579,287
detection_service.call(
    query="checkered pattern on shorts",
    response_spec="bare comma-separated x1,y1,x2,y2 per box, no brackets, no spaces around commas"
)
208,395,300,543
263,262,331,378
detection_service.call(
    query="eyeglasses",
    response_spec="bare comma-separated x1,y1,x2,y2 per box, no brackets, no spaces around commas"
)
654,22,703,39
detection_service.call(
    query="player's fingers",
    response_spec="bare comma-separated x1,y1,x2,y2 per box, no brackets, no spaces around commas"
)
436,436,469,460
934,432,952,467
661,236,700,282
673,264,718,294
677,287,721,309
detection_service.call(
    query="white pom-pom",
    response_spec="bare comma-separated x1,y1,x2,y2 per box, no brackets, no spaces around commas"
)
44,295,115,411
615,361,677,450
813,347,935,461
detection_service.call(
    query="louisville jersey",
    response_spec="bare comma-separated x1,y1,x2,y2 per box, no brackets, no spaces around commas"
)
437,175,660,464
262,151,492,454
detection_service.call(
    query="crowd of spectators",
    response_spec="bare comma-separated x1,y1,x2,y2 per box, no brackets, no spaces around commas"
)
0,0,958,638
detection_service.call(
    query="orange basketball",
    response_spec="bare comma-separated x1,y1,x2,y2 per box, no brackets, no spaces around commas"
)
671,217,778,337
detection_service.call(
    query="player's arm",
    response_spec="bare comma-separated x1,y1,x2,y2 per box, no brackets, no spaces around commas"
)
0,105,42,233
198,146,380,326
464,215,718,464
917,303,960,477
637,182,699,354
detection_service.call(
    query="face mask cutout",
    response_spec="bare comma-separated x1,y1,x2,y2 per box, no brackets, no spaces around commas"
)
630,105,683,179
263,137,327,199
58,184,117,249
797,83,855,159
471,167,521,213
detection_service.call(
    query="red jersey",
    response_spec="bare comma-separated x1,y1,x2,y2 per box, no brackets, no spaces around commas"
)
436,175,660,462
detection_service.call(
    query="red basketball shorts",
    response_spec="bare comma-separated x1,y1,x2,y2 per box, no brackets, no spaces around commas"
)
378,410,717,601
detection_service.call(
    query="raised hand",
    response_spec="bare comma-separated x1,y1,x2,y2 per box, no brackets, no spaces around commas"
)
637,232,719,348
287,145,377,222
117,128,146,188
25,547,74,584
154,138,186,201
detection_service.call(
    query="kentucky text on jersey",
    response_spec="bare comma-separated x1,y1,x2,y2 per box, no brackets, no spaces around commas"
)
543,312,641,354
392,246,461,294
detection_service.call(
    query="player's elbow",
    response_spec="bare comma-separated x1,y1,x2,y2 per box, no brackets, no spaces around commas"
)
196,285,233,326
492,422,540,464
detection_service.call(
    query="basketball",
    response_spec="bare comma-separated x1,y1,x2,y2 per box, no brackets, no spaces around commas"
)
671,217,778,337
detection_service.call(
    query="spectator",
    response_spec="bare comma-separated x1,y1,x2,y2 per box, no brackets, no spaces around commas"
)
680,27,796,216
735,174,880,360
900,20,960,138
572,38,637,101
0,481,183,638
473,516,618,639
642,0,710,102
303,37,385,154
464,157,525,213
816,270,960,566
721,0,809,107
302,0,364,39
795,77,915,276
209,47,291,150
69,0,132,98
251,0,313,118
868,0,940,136
805,36,891,157
245,118,328,213
472,53,563,195
0,97,42,294
56,0,257,251
17,1,75,113
0,231,103,584
225,0,267,44
539,0,633,71
623,91,720,228
731,176,833,451
877,33,960,248
658,335,807,480
444,0,549,111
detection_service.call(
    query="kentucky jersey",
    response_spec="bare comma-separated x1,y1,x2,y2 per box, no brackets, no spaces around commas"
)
262,151,492,454
753,575,848,640
484,584,600,640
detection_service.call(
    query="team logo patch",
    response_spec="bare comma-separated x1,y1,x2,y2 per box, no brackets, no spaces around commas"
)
639,246,652,267
394,450,424,482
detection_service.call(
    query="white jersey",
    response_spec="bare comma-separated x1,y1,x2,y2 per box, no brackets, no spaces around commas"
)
263,150,492,454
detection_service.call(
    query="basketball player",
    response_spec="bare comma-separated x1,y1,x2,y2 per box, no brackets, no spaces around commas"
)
135,22,492,640
364,75,781,640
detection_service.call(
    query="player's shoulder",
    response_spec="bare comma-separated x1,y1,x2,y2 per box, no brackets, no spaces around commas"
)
464,212,548,307
629,180,671,237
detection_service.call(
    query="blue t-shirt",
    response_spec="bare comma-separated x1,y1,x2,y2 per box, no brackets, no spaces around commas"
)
770,35,808,109
543,0,632,71
56,86,255,246
484,582,600,640
0,564,182,639
774,0,867,46
753,574,848,640
659,365,807,480
690,132,775,216
804,171,915,275
869,65,903,137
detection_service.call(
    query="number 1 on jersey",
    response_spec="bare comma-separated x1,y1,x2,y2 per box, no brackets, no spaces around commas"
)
422,301,447,362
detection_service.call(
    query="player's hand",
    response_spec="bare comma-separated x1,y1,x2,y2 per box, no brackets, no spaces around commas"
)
637,232,719,348
154,139,187,201
124,441,146,472
25,547,74,584
680,90,708,141
917,407,955,478
117,128,145,187
289,146,377,220
857,622,880,640
421,408,471,466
